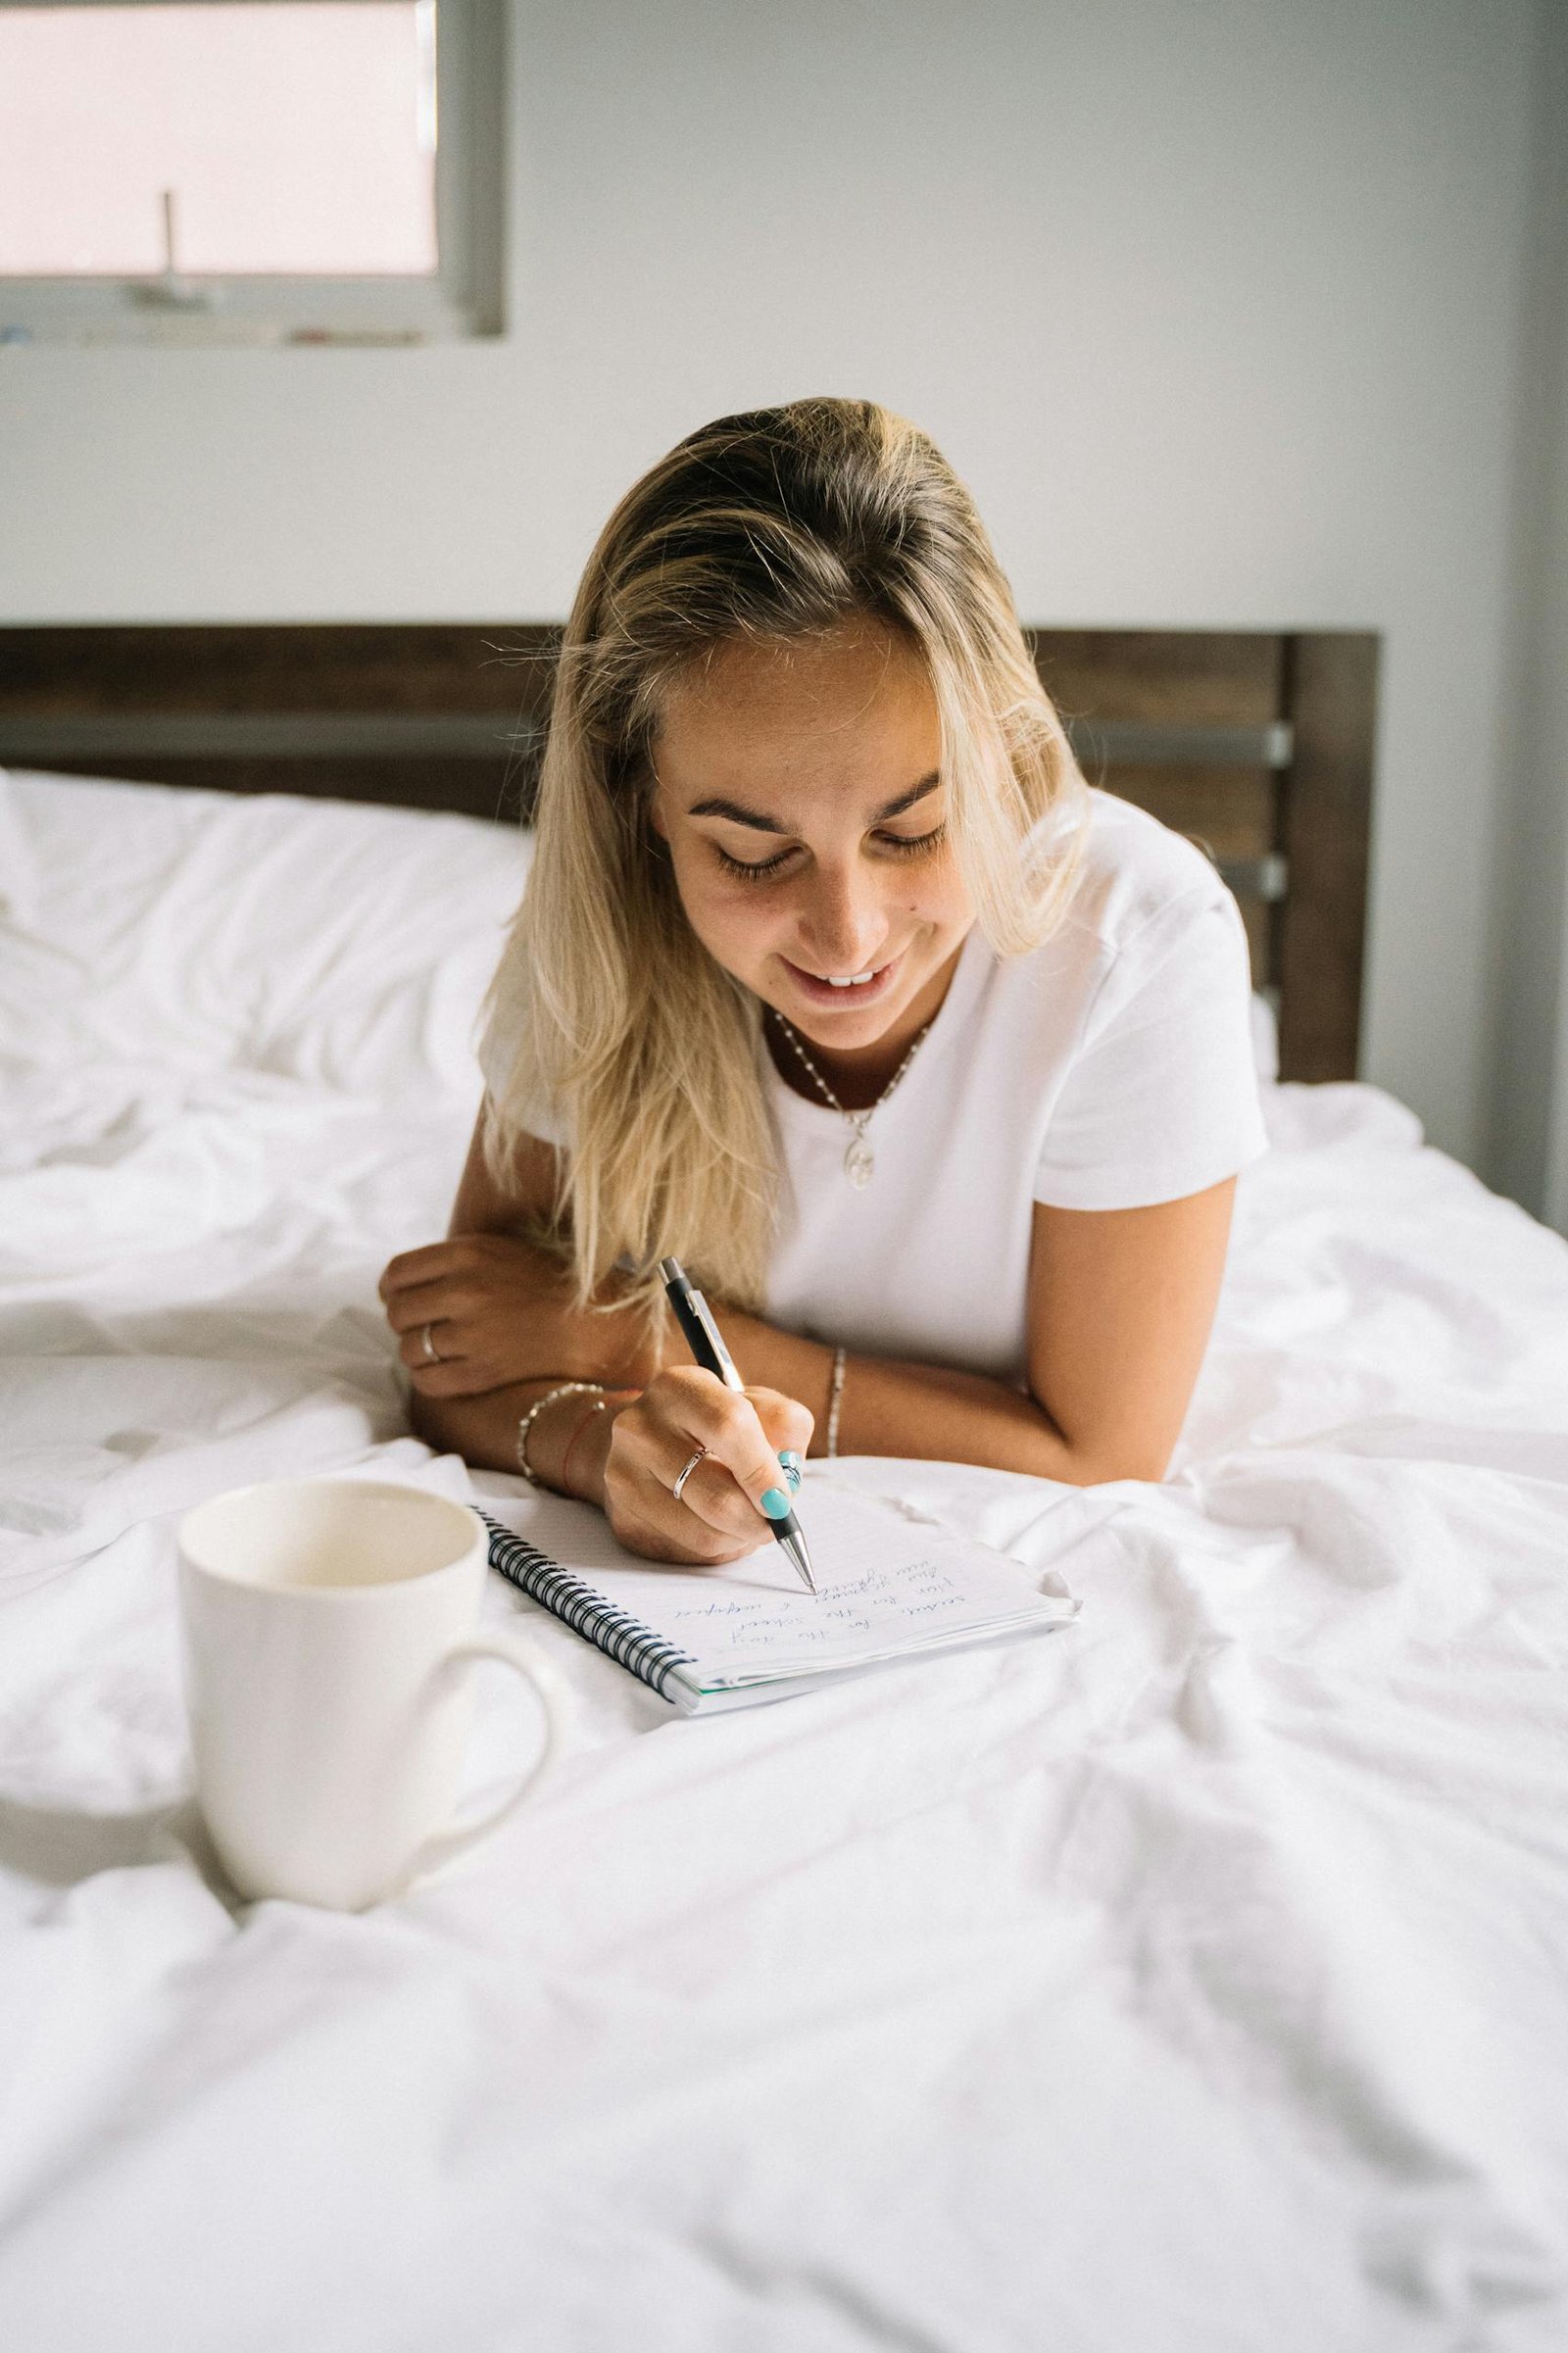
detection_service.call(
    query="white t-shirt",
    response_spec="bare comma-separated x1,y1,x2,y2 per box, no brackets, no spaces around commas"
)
481,790,1268,1387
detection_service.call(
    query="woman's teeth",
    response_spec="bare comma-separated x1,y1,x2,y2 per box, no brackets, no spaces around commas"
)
787,955,898,999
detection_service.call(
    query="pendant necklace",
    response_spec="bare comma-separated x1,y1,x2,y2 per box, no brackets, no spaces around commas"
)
770,1011,932,1189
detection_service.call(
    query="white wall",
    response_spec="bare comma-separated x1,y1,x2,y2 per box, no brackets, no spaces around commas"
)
0,0,1546,1175
1488,0,1568,1224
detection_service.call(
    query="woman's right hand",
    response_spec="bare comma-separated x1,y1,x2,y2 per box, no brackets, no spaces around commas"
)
585,1366,814,1566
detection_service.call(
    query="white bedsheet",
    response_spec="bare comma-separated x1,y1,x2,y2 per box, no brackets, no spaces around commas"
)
3,769,1567,2352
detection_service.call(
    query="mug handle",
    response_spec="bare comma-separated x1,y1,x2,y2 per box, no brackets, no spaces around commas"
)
397,1628,567,1895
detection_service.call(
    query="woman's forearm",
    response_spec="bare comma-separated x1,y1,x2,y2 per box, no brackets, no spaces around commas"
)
407,1374,634,1493
408,1378,539,1478
710,1306,1108,1485
406,1291,1105,1489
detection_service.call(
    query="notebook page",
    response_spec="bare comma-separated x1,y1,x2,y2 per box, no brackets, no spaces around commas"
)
492,1484,1078,1688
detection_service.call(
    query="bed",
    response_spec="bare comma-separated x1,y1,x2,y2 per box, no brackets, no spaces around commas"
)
4,627,1567,2353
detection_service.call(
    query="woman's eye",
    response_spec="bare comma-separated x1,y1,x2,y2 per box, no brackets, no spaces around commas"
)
876,823,947,858
711,821,946,884
714,845,796,882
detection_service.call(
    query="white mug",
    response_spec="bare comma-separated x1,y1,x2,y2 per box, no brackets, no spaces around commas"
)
177,1477,564,1912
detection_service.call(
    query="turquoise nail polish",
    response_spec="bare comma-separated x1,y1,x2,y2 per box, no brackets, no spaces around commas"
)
778,1449,803,1491
760,1487,792,1520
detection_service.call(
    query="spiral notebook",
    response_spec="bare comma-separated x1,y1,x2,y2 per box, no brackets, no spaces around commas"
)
479,1483,1082,1715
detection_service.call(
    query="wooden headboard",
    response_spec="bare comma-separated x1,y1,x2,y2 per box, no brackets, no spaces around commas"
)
0,624,1376,1082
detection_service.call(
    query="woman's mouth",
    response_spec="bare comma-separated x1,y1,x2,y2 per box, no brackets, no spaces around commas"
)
781,955,901,1010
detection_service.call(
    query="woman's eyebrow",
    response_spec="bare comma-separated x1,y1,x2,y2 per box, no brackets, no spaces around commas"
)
686,771,940,834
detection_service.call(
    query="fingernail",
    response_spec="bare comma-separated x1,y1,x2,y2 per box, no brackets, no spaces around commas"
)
760,1487,792,1520
778,1449,803,1491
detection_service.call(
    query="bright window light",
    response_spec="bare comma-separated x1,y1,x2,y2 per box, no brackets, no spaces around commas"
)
0,1,439,278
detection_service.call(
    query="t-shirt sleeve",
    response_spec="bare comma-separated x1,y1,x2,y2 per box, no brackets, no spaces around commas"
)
1033,882,1269,1209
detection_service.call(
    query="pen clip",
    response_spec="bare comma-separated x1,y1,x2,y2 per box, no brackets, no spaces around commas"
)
688,1287,745,1393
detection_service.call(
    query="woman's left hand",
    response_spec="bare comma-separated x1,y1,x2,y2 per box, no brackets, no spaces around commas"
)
379,1233,658,1398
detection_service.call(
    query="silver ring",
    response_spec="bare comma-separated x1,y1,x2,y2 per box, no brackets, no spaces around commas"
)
420,1323,443,1364
672,1446,707,1503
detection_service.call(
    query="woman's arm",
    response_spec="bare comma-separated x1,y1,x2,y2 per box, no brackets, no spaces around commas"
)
710,1177,1239,1483
384,1108,1238,1494
381,1116,664,1427
383,1116,812,1561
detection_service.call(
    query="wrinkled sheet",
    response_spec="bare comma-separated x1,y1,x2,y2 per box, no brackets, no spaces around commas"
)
3,771,1568,2352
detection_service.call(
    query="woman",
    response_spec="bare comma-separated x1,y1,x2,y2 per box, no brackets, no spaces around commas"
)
379,399,1267,1565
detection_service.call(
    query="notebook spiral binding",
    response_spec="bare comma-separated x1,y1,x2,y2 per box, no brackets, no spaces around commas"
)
479,1510,696,1702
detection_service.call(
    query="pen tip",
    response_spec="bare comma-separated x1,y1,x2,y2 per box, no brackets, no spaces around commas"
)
780,1527,816,1595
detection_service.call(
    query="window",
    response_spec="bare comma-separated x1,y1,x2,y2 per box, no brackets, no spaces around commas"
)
0,0,505,343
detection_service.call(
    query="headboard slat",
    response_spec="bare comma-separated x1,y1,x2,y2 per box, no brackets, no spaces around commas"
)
0,623,1376,1081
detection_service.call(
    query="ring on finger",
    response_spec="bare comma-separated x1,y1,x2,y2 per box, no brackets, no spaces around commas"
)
671,1445,707,1503
420,1322,443,1365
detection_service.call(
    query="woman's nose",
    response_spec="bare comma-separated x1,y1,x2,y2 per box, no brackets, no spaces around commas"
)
795,870,887,972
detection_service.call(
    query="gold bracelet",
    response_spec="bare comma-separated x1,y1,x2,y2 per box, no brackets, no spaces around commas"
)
560,1397,609,1496
515,1382,607,1491
825,1346,848,1459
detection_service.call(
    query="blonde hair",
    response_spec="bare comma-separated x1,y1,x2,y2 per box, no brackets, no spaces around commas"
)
481,397,1089,1329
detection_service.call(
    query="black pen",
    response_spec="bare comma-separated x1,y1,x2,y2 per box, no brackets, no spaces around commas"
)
659,1255,816,1595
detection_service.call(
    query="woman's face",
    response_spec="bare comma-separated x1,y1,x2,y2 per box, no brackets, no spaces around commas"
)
648,620,976,1087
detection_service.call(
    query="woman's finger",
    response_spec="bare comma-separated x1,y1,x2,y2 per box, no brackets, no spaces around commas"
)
401,1353,499,1399
378,1242,473,1301
742,1386,815,1462
380,1232,554,1305
601,1390,743,1551
397,1320,465,1372
621,1372,803,1547
383,1279,474,1338
615,1446,761,1562
657,1371,800,1518
634,1448,768,1553
602,1492,753,1568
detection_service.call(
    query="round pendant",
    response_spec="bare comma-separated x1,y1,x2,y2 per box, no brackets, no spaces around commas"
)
845,1137,875,1188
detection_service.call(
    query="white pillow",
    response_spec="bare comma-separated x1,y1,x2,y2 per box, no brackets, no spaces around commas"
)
0,766,1282,1103
0,768,527,1101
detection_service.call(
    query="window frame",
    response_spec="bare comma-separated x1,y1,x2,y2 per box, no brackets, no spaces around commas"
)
0,0,506,345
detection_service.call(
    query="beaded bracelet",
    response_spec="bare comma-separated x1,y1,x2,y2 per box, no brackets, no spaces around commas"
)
515,1381,607,1490
825,1345,848,1459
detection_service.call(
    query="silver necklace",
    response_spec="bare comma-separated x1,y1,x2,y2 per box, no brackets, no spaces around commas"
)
771,1012,932,1188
